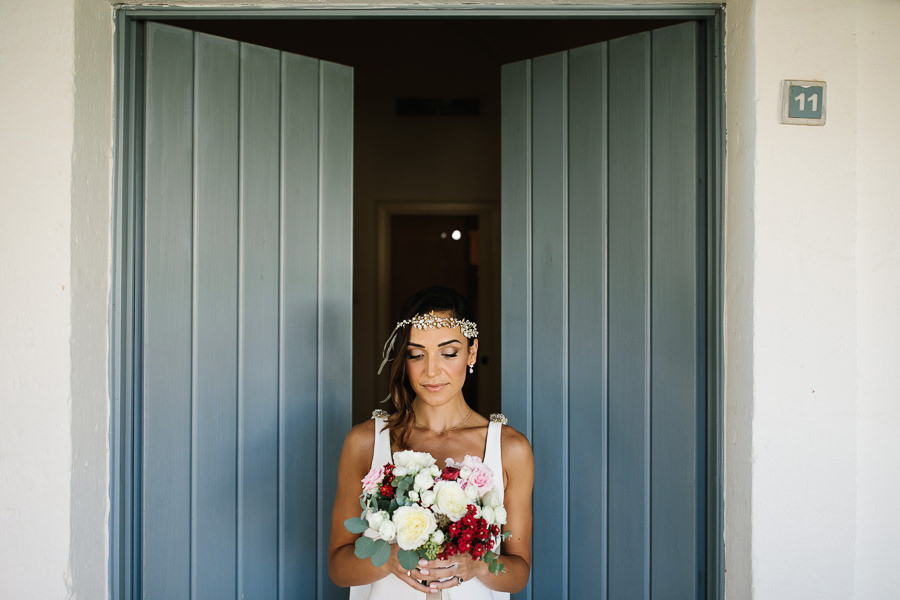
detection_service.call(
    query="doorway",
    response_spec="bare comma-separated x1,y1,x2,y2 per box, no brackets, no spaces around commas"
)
114,8,724,600
377,200,501,418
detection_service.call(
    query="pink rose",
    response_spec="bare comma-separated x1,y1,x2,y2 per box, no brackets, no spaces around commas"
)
466,466,493,497
361,465,385,494
460,455,483,471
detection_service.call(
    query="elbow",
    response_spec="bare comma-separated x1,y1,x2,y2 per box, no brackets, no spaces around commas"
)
327,554,346,588
510,575,530,594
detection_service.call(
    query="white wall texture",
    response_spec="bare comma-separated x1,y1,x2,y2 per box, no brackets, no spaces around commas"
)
855,1,900,597
750,1,859,598
1,0,898,598
0,1,76,597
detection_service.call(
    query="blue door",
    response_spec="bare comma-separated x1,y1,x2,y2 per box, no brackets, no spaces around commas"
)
502,22,709,600
141,22,352,599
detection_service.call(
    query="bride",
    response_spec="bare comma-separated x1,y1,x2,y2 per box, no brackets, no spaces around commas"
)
328,286,534,598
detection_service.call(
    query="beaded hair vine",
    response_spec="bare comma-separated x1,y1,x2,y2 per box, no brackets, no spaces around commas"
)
377,311,479,377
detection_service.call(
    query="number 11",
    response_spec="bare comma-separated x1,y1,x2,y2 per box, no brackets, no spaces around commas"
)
794,92,819,112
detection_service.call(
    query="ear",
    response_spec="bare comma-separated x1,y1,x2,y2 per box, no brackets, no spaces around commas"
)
468,339,479,365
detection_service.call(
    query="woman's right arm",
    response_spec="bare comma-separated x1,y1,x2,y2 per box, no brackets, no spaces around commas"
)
327,421,432,592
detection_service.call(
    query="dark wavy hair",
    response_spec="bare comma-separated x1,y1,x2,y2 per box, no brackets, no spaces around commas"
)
385,286,477,449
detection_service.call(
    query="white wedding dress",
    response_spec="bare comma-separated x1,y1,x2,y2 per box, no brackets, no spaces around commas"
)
348,415,510,600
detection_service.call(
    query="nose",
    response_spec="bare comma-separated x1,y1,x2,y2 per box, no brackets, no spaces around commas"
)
425,353,441,377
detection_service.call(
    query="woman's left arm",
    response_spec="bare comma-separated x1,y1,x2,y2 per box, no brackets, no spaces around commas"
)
418,426,534,594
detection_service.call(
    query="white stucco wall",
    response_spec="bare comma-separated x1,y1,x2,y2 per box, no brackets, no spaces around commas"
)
0,1,76,597
750,1,859,598
2,0,899,598
855,1,900,597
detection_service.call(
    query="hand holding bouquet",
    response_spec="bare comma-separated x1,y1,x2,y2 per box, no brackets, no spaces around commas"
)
344,450,511,575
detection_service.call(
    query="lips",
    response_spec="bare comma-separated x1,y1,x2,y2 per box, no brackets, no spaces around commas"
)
421,384,448,393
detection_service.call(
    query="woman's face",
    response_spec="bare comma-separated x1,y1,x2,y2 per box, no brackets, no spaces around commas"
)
405,312,478,408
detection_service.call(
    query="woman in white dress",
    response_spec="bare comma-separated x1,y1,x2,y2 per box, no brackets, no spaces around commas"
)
329,286,534,598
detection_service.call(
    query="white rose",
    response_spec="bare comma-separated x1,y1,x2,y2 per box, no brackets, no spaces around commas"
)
420,490,436,507
393,466,409,477
393,450,417,469
378,520,397,543
393,505,437,550
493,506,507,525
459,466,473,480
465,484,478,502
366,510,389,531
414,472,435,492
432,480,469,522
480,506,495,525
431,529,445,545
429,465,441,477
394,450,436,474
408,490,420,502
482,490,501,509
413,452,437,469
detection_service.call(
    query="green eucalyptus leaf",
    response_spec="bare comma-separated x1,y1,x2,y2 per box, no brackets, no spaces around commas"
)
344,517,369,534
371,539,391,567
398,549,420,570
354,536,377,559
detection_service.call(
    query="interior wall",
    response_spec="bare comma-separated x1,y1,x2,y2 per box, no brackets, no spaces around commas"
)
855,1,900,597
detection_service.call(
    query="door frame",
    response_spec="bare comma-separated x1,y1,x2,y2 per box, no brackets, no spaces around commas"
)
111,5,724,599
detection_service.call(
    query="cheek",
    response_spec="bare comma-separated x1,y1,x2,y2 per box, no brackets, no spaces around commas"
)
405,359,422,378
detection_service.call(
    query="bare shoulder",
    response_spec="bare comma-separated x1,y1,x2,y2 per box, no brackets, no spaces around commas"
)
340,419,377,466
500,424,533,467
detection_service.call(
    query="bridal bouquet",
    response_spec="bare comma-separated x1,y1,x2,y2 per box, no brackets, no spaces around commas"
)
344,450,511,574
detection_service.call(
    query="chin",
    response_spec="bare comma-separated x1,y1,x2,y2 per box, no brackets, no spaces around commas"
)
415,388,459,406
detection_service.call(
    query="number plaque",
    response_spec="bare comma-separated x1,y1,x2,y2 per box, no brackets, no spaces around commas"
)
781,80,826,125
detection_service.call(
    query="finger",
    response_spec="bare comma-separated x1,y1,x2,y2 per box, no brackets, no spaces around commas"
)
428,576,465,591
399,572,431,593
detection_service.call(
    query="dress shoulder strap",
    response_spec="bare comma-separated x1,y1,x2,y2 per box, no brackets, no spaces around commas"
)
371,410,392,469
483,414,506,504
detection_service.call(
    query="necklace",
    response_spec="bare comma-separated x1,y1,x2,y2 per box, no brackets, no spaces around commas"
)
415,409,473,435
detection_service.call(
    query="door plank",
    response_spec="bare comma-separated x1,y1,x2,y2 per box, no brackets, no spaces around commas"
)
317,59,355,600
567,40,609,600
280,52,321,600
238,42,281,599
530,51,569,599
650,22,701,600
608,31,652,600
500,60,533,444
192,30,240,600
143,23,194,600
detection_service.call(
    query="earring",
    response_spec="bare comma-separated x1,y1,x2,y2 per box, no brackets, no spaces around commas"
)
468,363,475,374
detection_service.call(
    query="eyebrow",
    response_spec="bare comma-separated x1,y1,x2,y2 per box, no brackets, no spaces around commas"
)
407,340,463,349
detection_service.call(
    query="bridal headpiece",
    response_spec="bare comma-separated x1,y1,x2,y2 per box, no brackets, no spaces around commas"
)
377,311,479,375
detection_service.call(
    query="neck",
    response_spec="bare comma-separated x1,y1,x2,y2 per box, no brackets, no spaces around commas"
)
412,397,471,434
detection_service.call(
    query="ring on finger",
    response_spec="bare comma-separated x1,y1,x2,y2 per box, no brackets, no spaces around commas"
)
407,570,411,577
457,576,464,585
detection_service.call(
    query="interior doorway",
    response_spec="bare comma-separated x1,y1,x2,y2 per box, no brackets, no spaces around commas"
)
377,200,501,417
